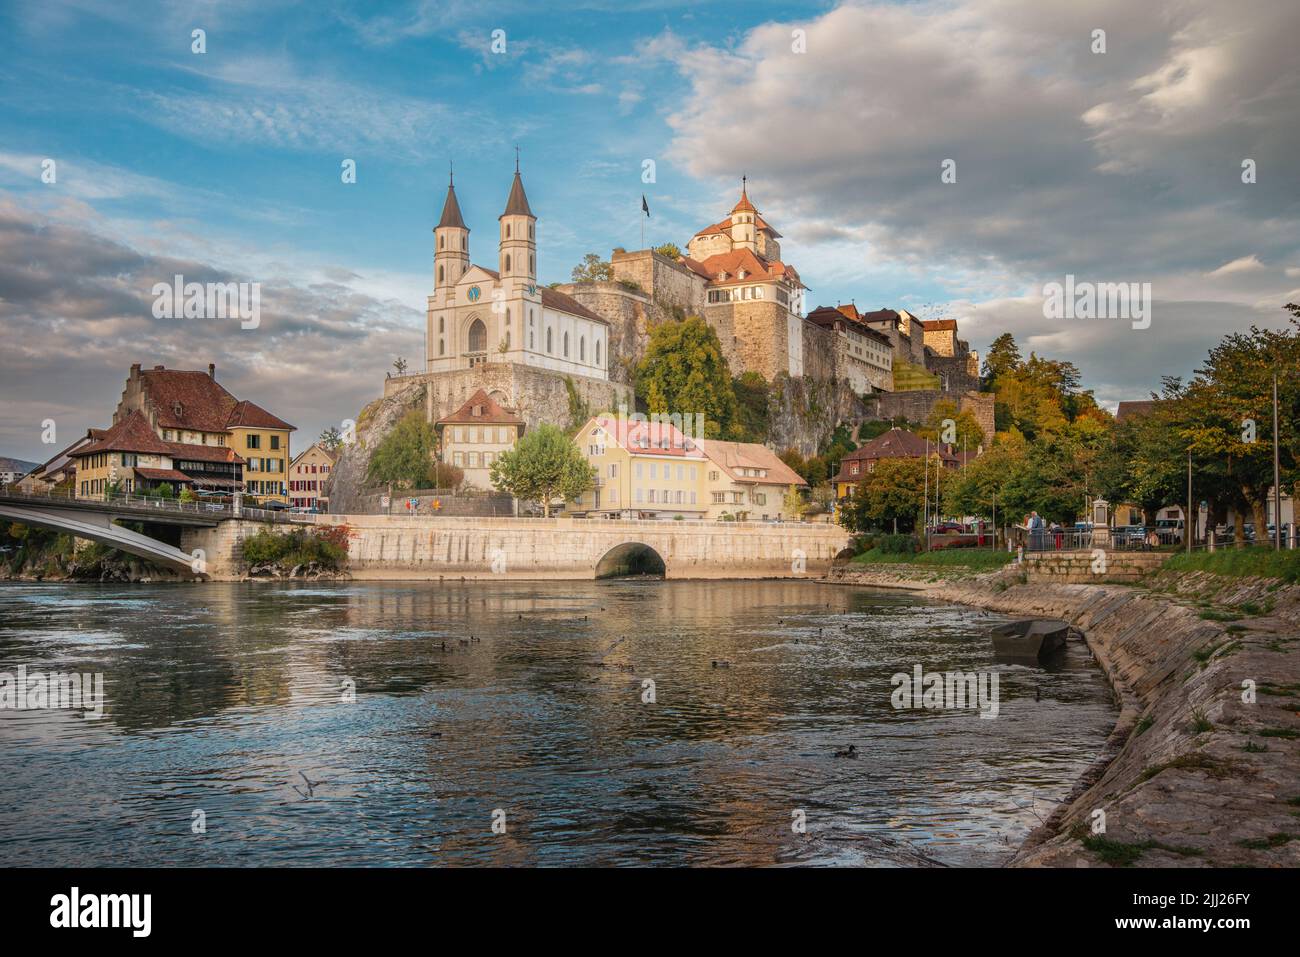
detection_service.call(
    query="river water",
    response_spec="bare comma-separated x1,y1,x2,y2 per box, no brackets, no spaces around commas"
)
0,580,1115,867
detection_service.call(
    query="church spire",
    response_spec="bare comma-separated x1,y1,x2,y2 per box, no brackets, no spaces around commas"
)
437,164,467,229
501,150,534,219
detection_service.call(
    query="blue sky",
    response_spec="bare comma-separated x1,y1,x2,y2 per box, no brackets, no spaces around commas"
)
1,0,1298,461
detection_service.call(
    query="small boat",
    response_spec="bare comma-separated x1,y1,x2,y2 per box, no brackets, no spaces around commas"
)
990,619,1071,661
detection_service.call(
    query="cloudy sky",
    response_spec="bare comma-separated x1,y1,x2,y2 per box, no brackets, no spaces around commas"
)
1,0,1298,461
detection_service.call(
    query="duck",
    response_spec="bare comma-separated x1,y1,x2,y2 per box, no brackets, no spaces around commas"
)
834,744,859,759
711,659,731,669
457,638,470,648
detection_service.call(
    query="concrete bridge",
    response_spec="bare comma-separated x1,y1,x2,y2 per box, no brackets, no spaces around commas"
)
184,514,851,581
0,488,291,577
2,489,850,581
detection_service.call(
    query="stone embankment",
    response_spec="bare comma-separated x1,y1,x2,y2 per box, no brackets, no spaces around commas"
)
829,559,1300,867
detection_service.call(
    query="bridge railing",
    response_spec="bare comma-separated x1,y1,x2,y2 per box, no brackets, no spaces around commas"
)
0,484,306,523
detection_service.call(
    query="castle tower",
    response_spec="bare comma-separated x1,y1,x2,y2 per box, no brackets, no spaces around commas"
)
499,152,536,282
728,176,758,253
434,165,469,290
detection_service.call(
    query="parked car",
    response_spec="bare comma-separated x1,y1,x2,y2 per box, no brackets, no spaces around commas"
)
256,499,289,512
289,506,320,514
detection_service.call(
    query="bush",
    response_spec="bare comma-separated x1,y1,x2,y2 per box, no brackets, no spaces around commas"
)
877,533,919,554
241,527,348,570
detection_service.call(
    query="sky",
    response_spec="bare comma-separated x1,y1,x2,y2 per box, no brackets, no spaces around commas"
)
1,0,1298,462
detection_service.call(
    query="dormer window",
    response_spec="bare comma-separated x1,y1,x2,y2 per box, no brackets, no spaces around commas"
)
173,401,183,418
472,405,483,417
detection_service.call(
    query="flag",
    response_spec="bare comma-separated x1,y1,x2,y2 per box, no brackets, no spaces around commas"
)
641,194,650,217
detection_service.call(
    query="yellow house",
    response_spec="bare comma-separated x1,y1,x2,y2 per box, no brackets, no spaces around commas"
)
568,415,808,521
71,363,294,503
696,440,807,521
435,389,524,490
569,414,709,519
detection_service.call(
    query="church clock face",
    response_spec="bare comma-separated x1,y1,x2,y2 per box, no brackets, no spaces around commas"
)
467,285,482,302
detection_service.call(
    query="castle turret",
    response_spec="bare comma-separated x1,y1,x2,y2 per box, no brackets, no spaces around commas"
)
499,155,536,282
728,177,758,252
434,165,469,290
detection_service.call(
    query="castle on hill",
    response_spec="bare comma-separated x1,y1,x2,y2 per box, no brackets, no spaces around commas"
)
405,162,990,447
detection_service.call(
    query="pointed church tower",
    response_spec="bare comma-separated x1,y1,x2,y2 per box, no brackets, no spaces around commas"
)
434,165,470,291
728,176,758,253
499,151,536,282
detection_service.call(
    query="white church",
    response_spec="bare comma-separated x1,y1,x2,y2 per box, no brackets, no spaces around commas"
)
425,162,610,380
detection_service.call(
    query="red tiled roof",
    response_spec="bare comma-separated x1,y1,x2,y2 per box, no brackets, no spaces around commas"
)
861,308,902,325
921,319,958,332
138,367,240,432
585,414,706,458
697,440,807,487
437,388,524,426
831,428,958,483
697,249,805,289
540,286,609,324
226,399,294,431
730,187,756,215
836,303,861,321
73,411,172,457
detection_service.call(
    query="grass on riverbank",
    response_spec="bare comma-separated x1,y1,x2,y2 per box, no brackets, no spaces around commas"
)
850,548,1016,571
1163,548,1300,584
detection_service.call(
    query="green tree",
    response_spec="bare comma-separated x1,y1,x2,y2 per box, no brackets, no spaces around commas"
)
571,253,612,283
838,457,928,533
917,399,985,449
981,332,1021,388
319,426,344,451
635,316,739,438
367,410,438,488
653,243,682,259
731,372,770,442
490,423,594,516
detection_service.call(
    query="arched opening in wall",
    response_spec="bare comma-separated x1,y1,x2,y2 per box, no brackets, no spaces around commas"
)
595,542,666,579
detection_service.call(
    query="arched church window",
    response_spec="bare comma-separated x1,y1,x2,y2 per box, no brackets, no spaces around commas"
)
595,340,602,366
439,235,444,249
530,331,535,350
439,339,445,356
505,254,512,272
579,337,586,361
530,255,534,273
439,316,445,333
529,224,534,239
505,308,511,327
506,224,512,238
563,332,569,357
468,318,486,352
546,328,552,353
438,265,444,284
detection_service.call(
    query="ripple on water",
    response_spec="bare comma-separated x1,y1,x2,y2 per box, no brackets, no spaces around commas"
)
0,579,1115,867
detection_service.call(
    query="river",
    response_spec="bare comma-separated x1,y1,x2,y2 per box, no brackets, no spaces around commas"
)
0,580,1116,866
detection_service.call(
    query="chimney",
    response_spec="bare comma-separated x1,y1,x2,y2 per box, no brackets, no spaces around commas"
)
208,363,216,379
130,363,141,377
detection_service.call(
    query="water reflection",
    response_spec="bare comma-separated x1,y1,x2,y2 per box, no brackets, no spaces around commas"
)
0,580,1115,866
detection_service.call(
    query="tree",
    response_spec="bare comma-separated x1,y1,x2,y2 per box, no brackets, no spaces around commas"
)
730,372,770,442
571,253,612,283
838,457,928,533
367,410,438,488
319,426,344,451
917,399,985,449
490,424,593,516
981,333,1021,388
635,316,739,438
393,356,408,377
653,243,682,260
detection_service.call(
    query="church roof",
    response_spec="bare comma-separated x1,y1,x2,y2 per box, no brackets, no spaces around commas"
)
500,171,534,219
437,183,467,230
541,286,609,324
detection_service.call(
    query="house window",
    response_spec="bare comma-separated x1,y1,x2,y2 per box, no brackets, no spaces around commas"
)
270,436,280,450
709,470,719,481
247,435,261,449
